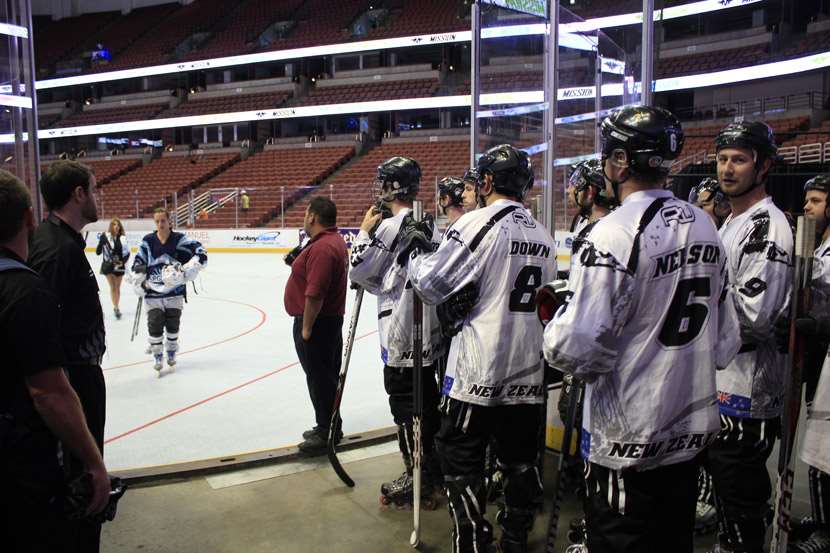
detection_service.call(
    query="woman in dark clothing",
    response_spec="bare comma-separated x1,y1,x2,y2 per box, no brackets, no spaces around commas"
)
96,217,129,319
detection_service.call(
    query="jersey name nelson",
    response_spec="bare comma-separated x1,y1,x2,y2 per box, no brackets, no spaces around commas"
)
651,242,721,279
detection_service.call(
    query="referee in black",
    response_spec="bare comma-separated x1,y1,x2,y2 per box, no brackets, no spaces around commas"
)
0,170,110,552
28,160,108,553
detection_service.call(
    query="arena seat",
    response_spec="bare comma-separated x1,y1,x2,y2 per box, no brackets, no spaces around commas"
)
276,139,470,228
192,145,355,228
54,103,169,128
164,90,293,118
97,153,240,219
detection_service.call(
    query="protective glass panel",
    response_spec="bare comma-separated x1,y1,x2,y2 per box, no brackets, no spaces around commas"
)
0,0,40,216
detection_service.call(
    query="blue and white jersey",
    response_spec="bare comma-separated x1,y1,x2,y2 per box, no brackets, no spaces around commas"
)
132,231,207,299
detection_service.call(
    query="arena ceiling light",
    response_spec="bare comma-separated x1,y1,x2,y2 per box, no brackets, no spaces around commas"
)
0,22,28,38
7,46,830,144
0,94,32,109
32,0,757,91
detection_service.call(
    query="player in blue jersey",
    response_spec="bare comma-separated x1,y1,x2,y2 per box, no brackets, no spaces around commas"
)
130,207,207,376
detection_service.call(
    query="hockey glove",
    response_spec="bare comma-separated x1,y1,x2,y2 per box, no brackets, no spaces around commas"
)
182,256,204,282
396,212,436,265
437,282,478,338
161,263,185,288
535,279,570,327
129,271,147,297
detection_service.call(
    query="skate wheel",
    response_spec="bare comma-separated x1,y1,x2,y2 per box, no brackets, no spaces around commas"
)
379,495,391,506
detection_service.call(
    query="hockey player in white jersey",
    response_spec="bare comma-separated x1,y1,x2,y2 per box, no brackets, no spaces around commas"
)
689,177,731,229
544,106,740,553
794,175,830,553
348,156,444,508
707,121,794,553
130,207,206,376
461,168,482,212
438,176,466,228
568,158,619,235
404,144,556,553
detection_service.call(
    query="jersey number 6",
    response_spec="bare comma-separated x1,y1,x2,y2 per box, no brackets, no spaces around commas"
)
659,276,711,347
509,265,543,312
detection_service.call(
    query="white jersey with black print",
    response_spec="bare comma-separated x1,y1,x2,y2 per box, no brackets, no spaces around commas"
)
349,208,443,368
717,196,793,420
571,212,591,235
800,236,830,475
543,189,740,471
407,199,556,407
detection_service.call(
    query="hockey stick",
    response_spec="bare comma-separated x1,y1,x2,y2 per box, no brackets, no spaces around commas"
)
545,374,583,553
410,200,424,549
770,216,816,553
326,285,364,487
130,296,143,342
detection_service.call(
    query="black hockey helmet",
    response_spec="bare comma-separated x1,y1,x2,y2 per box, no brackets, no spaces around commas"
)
688,177,724,205
569,158,618,211
600,105,684,179
476,144,533,201
714,121,778,163
375,156,421,202
804,175,830,221
438,176,464,211
804,174,830,195
462,167,481,186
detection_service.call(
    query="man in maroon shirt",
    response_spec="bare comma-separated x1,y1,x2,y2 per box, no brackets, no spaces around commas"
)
284,197,348,455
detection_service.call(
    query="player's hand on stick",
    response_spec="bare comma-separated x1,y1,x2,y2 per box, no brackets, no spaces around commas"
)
396,213,435,265
535,279,570,327
360,206,383,234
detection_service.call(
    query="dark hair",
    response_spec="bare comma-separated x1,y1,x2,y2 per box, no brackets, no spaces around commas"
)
0,170,32,243
308,197,337,227
153,207,170,220
39,160,93,211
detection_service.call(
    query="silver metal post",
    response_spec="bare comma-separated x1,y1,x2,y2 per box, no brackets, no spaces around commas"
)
641,0,654,105
330,184,333,200
595,51,603,153
235,187,239,228
189,189,195,226
100,188,104,219
135,189,139,218
542,0,558,234
281,186,285,228
173,191,178,227
469,1,481,167
20,0,42,220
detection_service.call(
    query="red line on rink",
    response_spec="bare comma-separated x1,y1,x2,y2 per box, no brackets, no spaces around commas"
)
104,329,379,444
103,296,268,372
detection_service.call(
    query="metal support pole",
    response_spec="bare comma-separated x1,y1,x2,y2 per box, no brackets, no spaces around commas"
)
330,184,333,200
280,186,285,228
173,191,178,227
542,0,559,234
235,187,239,228
641,0,654,105
595,52,603,153
20,0,42,220
135,189,139,218
469,1,481,167
100,188,105,219
189,189,195,226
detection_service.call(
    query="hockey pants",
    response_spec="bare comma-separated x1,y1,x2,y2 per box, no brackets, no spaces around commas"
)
707,414,779,553
436,399,543,553
146,296,184,355
383,364,441,483
584,457,699,553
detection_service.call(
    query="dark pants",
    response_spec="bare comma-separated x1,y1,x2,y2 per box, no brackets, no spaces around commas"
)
808,466,830,529
707,414,779,553
436,399,543,552
383,363,440,474
0,416,65,553
293,316,343,431
64,363,106,553
584,457,699,553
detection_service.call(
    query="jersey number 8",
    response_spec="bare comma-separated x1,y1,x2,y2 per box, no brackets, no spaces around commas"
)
509,265,543,312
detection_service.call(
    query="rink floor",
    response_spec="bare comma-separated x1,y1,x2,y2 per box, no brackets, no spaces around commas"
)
92,252,390,473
